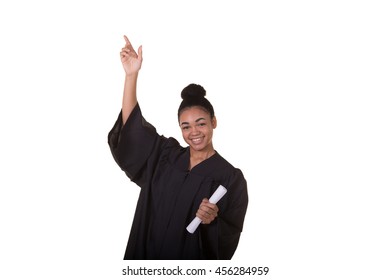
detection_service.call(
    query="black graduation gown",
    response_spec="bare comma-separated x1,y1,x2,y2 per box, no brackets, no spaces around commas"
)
108,104,248,260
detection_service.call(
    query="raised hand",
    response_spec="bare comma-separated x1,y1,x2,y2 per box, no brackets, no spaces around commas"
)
120,35,143,76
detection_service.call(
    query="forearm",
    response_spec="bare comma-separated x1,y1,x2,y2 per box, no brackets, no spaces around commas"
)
122,73,138,124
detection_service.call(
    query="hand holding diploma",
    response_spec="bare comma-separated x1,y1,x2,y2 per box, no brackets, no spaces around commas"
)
187,185,227,233
197,198,219,223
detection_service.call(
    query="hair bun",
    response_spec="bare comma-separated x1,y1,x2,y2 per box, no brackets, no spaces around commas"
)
181,83,206,100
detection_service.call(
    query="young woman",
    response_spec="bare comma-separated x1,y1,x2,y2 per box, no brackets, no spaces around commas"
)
108,36,248,260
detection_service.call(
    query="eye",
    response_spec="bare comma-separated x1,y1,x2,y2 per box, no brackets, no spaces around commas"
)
182,126,190,130
197,123,206,127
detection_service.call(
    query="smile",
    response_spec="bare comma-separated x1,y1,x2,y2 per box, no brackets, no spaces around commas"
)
190,137,203,144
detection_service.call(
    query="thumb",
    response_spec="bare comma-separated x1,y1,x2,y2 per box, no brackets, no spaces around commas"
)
138,45,143,60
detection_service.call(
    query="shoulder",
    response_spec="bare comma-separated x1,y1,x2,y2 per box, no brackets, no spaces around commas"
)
215,152,244,174
213,152,246,183
160,136,187,160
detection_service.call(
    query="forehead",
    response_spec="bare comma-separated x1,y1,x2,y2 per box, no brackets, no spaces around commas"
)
179,106,210,122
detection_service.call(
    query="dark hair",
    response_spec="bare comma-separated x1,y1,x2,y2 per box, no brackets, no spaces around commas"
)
178,83,215,121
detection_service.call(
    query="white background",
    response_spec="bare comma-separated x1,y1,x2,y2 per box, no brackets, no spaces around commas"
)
1,0,389,279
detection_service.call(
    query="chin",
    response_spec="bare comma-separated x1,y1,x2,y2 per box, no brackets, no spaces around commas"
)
189,144,206,151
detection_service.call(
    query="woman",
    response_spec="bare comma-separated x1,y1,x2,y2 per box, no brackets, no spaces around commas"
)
108,35,248,260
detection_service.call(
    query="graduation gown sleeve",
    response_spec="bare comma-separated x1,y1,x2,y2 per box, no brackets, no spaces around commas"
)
200,167,248,259
218,168,248,259
108,103,164,187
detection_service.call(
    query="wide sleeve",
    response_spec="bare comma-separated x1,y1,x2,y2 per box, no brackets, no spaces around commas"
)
108,103,164,186
218,169,248,259
199,168,248,260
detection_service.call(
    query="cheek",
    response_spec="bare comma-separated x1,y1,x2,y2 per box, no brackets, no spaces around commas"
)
204,127,213,136
181,130,189,139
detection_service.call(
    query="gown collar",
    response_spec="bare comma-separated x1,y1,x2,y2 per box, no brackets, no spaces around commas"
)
182,147,221,175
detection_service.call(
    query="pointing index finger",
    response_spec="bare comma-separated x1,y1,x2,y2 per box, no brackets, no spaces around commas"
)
123,35,135,51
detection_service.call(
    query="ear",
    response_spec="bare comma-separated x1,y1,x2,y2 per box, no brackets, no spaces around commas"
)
212,116,217,129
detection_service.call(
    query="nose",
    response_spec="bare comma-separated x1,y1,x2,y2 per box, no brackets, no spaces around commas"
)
190,126,200,135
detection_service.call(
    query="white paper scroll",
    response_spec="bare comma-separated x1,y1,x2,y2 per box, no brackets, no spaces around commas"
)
186,185,227,234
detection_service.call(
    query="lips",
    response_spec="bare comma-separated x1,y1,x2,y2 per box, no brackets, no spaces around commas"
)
190,137,203,144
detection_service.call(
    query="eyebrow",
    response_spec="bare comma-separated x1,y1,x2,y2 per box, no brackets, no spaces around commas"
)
180,118,206,126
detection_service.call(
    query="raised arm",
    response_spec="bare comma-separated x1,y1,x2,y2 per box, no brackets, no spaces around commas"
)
120,35,143,124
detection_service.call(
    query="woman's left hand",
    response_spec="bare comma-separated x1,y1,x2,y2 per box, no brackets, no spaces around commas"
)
196,198,219,224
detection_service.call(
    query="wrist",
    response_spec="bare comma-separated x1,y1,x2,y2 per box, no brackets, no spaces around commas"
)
125,72,139,79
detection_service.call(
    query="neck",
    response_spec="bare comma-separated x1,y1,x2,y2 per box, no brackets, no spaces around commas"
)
191,148,215,160
189,146,215,170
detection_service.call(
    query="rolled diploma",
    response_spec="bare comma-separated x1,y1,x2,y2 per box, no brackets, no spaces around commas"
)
186,185,227,234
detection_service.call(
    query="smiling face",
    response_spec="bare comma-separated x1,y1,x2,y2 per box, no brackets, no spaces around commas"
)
179,106,217,153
